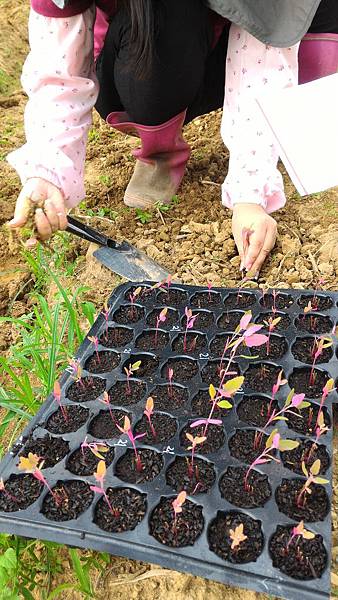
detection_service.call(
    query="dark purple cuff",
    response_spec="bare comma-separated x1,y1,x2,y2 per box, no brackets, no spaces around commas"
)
31,0,92,18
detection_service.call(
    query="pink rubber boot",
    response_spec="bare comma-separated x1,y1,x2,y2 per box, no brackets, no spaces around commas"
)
298,33,338,84
106,110,191,208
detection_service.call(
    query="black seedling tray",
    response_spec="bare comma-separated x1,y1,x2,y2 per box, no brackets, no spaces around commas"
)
0,283,337,600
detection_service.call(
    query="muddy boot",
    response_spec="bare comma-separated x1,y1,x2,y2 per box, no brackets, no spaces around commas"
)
299,33,338,84
106,110,191,208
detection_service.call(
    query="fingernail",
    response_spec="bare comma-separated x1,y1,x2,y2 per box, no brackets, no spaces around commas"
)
245,262,253,271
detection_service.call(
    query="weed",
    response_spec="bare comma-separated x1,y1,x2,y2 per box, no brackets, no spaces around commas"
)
135,208,152,224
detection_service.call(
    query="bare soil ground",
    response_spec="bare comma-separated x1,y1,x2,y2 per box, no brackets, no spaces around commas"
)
0,2,337,598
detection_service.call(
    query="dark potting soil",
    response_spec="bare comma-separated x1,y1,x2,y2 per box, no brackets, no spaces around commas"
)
123,355,159,378
229,429,274,465
20,435,69,469
84,351,120,374
108,379,146,407
115,448,164,484
0,474,42,512
99,327,133,348
219,466,272,509
291,337,333,365
281,439,330,475
209,335,247,358
257,312,291,331
151,384,188,412
180,423,226,454
295,314,333,335
88,409,131,439
244,364,283,392
275,478,330,522
218,311,244,332
165,456,216,494
191,388,230,419
113,304,145,324
66,445,115,476
41,480,94,521
182,310,215,330
286,403,331,436
135,330,169,351
157,288,188,306
208,511,264,563
149,497,204,547
66,377,106,403
94,487,147,533
237,395,279,428
288,367,330,398
269,524,327,580
190,291,222,308
134,412,177,444
146,307,179,328
201,360,240,385
46,405,89,434
172,332,207,354
163,358,199,381
298,294,333,311
260,293,294,310
251,335,288,360
224,293,256,310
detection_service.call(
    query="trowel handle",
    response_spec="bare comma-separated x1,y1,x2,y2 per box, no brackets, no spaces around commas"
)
66,215,119,248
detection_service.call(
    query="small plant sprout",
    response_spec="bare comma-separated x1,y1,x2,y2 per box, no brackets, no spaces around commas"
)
88,335,100,361
99,391,116,424
102,299,110,340
271,290,279,314
53,380,68,422
172,490,187,531
167,367,174,398
116,416,146,473
183,307,199,352
304,300,314,315
286,521,315,551
207,281,212,301
315,378,335,428
185,433,206,479
244,430,298,492
90,461,119,516
69,359,83,384
306,411,329,463
0,478,19,503
144,397,156,438
18,453,61,505
267,370,288,418
229,523,247,550
309,337,333,385
263,315,281,356
124,360,141,395
166,274,172,291
191,377,243,437
155,307,168,345
311,277,326,309
296,460,329,508
80,436,109,461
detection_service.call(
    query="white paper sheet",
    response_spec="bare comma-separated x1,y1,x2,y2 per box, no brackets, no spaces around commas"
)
256,74,338,196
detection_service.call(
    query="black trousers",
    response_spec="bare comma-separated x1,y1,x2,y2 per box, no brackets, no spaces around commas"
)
95,0,338,127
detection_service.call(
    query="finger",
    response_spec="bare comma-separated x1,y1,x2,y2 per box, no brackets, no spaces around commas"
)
244,225,267,271
8,189,34,228
232,221,245,270
44,199,60,232
35,208,52,240
49,191,68,230
250,225,277,274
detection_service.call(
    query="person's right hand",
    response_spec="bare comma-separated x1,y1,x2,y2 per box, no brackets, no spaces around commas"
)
8,177,68,246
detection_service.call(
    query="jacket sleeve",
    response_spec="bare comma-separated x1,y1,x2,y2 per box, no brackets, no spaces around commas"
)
7,6,98,208
221,24,300,213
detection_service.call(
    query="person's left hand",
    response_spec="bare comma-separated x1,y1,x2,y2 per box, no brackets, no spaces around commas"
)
232,203,277,275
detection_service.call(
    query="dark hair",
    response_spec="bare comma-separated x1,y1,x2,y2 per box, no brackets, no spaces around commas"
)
124,0,156,79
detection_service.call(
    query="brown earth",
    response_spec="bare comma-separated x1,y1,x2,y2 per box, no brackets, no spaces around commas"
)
0,2,338,599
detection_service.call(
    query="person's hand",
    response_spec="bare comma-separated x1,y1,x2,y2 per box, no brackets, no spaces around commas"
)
232,204,277,276
8,178,68,246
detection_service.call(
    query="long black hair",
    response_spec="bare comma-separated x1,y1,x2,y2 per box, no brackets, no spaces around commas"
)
124,0,157,79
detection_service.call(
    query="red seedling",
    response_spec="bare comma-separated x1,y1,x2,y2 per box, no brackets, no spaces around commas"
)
185,433,206,480
311,277,326,310
155,307,168,346
244,430,299,492
69,359,84,386
191,377,242,437
129,286,142,319
309,337,333,385
102,299,110,340
90,460,119,517
305,411,329,463
267,370,288,418
99,391,117,425
80,436,109,461
124,360,141,395
167,367,174,398
172,490,187,532
166,274,172,291
53,380,68,422
263,315,281,356
296,460,329,508
229,523,248,550
0,478,19,503
183,307,199,352
286,521,315,551
144,397,156,438
18,453,62,505
271,289,279,314
88,335,100,361
315,378,334,428
116,416,146,473
207,281,212,302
